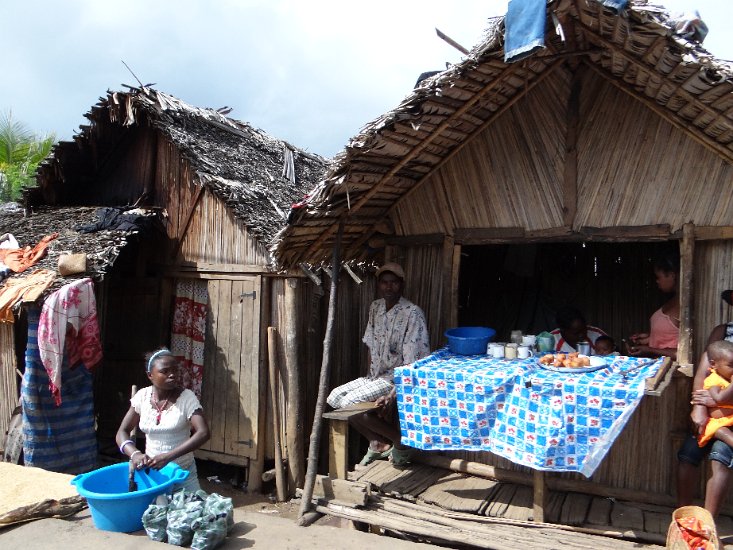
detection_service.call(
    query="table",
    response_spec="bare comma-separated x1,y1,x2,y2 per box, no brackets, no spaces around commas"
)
394,349,664,478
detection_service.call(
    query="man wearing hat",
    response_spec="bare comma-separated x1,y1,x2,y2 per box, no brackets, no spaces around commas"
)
327,262,430,465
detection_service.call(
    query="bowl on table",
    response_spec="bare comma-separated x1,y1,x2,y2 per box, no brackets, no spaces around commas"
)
444,326,496,355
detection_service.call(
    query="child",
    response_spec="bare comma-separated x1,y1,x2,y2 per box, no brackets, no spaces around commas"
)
116,349,210,491
594,335,617,356
697,340,733,448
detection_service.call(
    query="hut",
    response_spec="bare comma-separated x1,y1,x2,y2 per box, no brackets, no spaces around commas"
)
275,0,733,539
1,87,328,490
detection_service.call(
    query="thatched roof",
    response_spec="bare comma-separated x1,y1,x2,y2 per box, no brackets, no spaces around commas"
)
274,0,733,267
29,87,328,246
0,203,153,294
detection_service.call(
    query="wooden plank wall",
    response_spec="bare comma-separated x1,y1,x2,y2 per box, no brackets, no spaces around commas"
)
179,189,271,266
693,240,733,360
394,70,733,236
0,322,17,446
388,243,448,351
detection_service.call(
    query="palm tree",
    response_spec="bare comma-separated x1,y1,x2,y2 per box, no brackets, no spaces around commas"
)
0,111,56,202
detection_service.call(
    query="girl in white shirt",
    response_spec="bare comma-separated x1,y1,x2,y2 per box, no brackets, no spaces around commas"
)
116,349,210,492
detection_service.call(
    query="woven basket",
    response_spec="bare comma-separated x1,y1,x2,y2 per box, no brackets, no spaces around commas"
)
58,253,87,276
666,506,718,550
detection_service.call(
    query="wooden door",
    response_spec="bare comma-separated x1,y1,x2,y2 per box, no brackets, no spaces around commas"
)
198,276,261,464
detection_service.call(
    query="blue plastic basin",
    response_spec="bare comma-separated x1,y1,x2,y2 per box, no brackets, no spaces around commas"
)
71,462,189,532
444,326,496,355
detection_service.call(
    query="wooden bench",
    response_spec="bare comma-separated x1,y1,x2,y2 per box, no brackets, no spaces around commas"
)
322,401,377,479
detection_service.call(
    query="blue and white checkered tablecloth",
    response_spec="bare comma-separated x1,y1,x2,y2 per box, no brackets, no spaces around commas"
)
394,348,663,477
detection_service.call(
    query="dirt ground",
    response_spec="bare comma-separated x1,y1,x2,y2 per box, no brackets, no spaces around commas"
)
0,474,439,550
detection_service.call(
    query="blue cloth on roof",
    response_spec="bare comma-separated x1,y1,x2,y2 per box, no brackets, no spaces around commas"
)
598,0,628,14
21,307,97,474
504,0,547,63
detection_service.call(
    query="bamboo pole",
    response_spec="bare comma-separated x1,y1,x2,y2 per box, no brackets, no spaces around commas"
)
298,219,345,524
678,222,695,366
284,278,304,493
267,327,286,502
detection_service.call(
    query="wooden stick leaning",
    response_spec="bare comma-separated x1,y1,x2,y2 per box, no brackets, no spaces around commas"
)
128,385,138,492
297,219,345,524
267,327,287,502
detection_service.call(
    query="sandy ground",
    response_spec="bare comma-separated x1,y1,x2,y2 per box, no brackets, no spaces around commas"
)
0,477,439,550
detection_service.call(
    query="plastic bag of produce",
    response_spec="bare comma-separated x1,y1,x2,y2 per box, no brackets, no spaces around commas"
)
191,513,228,550
203,492,234,533
141,495,169,542
166,490,206,546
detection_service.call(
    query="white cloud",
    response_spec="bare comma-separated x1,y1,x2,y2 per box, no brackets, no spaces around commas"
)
2,0,730,158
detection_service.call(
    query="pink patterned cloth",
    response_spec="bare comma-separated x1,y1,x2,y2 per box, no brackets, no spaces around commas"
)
37,278,102,406
170,280,208,399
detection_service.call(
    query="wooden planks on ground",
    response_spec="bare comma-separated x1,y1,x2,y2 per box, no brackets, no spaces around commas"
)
352,460,446,501
586,497,612,526
347,461,733,546
560,492,592,526
610,501,645,531
419,472,499,513
318,495,666,550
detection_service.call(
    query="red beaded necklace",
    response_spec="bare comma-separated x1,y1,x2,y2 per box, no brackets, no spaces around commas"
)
152,394,169,425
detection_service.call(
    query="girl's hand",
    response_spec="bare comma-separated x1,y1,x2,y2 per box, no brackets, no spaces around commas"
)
628,344,651,356
148,452,173,469
629,333,649,345
131,451,151,469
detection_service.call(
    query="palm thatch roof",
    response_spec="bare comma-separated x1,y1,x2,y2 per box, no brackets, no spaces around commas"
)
0,203,150,292
28,86,328,246
274,0,733,267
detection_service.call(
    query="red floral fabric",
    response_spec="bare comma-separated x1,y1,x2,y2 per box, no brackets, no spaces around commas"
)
170,280,208,399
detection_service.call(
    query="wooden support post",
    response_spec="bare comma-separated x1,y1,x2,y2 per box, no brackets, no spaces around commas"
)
322,403,375,480
298,220,345,524
327,419,349,480
678,223,695,366
450,243,461,330
284,278,305,494
532,470,546,523
267,327,286,502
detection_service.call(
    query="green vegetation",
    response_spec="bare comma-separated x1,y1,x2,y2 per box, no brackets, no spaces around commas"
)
0,111,56,202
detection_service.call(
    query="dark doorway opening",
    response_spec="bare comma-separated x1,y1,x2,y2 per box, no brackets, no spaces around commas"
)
458,241,678,346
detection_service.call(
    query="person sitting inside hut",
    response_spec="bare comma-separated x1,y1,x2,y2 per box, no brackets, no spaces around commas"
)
696,341,733,449
593,335,618,356
550,305,607,353
326,262,430,466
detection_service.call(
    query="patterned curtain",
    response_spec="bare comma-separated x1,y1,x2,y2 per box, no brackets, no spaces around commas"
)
170,280,208,399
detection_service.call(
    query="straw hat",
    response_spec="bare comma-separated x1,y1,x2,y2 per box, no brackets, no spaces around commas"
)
375,262,405,280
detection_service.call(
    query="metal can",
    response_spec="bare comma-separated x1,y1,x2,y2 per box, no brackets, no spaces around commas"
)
577,341,591,355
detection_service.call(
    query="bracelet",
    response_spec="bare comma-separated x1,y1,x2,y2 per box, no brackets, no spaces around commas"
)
130,450,143,460
119,439,135,454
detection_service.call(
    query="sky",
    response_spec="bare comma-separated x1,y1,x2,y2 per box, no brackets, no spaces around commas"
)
2,0,731,158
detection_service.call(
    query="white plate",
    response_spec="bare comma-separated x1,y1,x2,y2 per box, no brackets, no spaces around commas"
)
536,355,608,373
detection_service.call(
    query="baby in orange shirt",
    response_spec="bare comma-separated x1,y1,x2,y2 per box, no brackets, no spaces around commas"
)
698,340,733,448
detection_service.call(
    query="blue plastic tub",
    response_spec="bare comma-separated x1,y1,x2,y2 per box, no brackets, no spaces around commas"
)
71,462,189,532
444,326,496,355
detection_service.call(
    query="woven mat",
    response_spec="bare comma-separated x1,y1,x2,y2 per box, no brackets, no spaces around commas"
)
0,462,78,520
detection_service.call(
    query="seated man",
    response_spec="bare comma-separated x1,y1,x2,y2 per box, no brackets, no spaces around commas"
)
550,305,607,353
326,262,429,466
